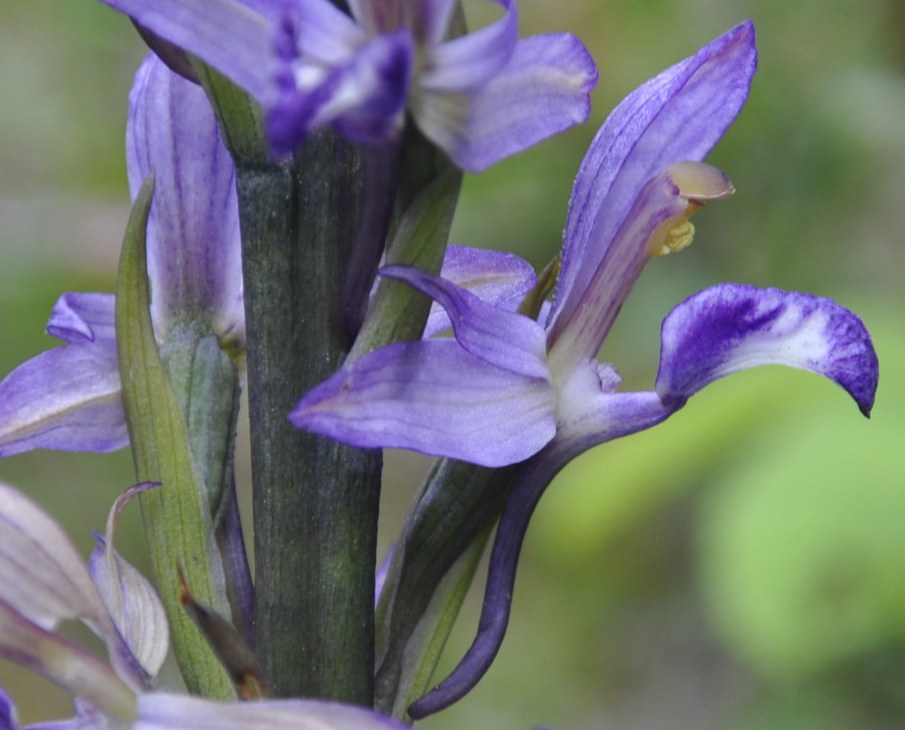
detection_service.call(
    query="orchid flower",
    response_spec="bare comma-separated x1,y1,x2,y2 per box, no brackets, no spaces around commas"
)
289,21,880,714
0,480,409,730
96,0,597,170
0,53,241,458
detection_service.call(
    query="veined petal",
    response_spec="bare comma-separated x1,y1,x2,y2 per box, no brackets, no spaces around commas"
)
98,0,272,101
550,20,756,332
46,293,115,345
425,245,537,336
420,0,517,92
127,54,243,345
89,483,169,680
0,342,126,457
136,692,410,730
291,340,556,467
0,483,110,634
413,33,596,171
655,284,879,416
547,162,734,373
380,265,549,379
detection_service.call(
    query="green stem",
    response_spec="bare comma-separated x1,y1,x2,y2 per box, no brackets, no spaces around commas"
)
237,131,381,703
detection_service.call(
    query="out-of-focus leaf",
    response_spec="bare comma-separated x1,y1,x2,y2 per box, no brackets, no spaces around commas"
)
696,305,905,680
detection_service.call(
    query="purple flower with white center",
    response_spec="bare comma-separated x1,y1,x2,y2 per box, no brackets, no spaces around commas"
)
0,480,411,730
289,21,879,714
97,0,597,170
0,54,242,458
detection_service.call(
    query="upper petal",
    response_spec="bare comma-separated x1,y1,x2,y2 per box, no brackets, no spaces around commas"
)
46,293,116,345
412,32,596,171
380,265,549,379
549,20,756,333
425,245,538,336
419,0,517,92
654,284,879,416
127,54,244,345
290,340,556,467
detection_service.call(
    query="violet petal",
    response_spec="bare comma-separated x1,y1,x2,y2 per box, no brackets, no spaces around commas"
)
46,293,115,345
0,341,126,457
414,32,595,171
127,54,243,344
380,265,549,379
290,340,556,467
655,284,879,416
550,20,756,332
425,245,538,337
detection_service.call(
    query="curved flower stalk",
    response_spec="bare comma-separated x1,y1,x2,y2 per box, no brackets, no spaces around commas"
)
0,54,242,458
290,21,880,714
97,0,597,170
0,480,409,730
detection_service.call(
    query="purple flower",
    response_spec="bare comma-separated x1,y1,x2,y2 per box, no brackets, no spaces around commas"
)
0,54,242,457
97,0,597,170
290,21,880,713
0,480,411,730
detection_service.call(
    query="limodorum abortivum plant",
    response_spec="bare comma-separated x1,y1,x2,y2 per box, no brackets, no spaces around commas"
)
0,3,879,729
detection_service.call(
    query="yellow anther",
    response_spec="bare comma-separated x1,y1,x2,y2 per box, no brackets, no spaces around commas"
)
649,162,734,258
653,219,696,257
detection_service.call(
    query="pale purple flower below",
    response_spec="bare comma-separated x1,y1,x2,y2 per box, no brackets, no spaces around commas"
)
0,480,412,730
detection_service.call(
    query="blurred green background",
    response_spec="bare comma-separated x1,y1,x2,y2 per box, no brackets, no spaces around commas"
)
1,1,904,728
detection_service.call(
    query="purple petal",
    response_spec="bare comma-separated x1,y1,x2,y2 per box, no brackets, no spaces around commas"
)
46,293,115,345
0,341,127,457
291,340,556,467
380,265,549,379
98,0,273,100
137,693,410,730
267,29,413,153
0,688,16,730
425,245,538,336
414,33,596,171
655,284,879,416
89,484,168,680
127,54,244,345
549,20,756,334
420,0,517,92
547,163,734,371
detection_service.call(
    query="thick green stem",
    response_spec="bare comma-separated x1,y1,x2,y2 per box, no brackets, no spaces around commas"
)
237,132,381,703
